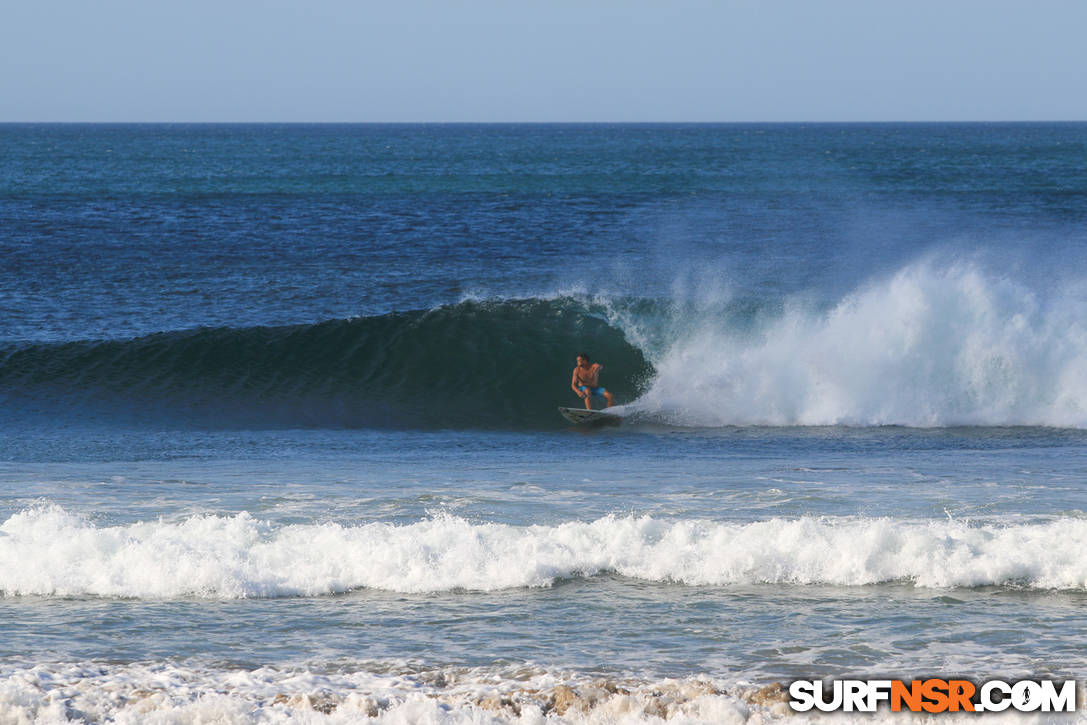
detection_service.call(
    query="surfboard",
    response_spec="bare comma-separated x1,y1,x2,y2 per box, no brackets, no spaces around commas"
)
558,407,622,426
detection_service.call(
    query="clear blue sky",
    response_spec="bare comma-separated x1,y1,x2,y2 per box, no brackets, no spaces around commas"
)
2,0,1084,122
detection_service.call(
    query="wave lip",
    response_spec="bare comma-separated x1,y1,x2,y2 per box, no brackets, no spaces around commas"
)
4,506,1087,599
0,298,652,430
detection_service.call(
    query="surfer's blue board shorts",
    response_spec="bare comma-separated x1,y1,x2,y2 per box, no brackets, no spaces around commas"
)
578,386,607,397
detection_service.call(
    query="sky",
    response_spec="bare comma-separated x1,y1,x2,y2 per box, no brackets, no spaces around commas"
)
1,0,1085,122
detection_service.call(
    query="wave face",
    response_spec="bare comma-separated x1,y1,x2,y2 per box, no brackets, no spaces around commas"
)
4,506,1087,598
629,260,1087,428
0,299,652,429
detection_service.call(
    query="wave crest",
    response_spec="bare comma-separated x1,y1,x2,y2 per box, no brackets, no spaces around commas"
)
4,507,1087,598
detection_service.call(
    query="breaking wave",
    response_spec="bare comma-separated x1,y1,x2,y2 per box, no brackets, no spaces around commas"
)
5,260,1087,430
629,260,1087,428
4,506,1087,598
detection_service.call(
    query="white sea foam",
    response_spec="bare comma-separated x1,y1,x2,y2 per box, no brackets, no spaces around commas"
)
627,260,1087,427
0,661,780,725
1,660,1083,724
4,506,1087,598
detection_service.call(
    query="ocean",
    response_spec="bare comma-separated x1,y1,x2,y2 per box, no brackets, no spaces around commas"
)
2,122,1087,723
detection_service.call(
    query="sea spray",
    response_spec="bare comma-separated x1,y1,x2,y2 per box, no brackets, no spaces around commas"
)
630,260,1087,427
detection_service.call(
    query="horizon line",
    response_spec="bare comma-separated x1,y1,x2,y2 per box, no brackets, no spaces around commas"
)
2,119,1086,125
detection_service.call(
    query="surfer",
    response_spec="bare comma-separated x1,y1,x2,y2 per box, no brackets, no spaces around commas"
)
571,352,615,409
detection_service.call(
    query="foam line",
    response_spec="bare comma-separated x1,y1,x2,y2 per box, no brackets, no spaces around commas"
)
3,506,1086,598
0,661,783,724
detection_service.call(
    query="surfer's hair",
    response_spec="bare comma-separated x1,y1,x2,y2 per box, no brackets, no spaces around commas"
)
578,352,590,361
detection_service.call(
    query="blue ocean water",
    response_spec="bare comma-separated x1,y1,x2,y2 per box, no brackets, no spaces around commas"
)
2,123,1087,722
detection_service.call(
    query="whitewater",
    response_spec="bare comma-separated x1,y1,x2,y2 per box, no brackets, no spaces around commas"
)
628,259,1087,428
4,506,1087,598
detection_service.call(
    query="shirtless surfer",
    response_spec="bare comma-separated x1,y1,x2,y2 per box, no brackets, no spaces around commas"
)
571,353,615,409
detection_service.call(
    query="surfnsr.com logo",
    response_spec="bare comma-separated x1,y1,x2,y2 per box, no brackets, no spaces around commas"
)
789,679,1076,713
